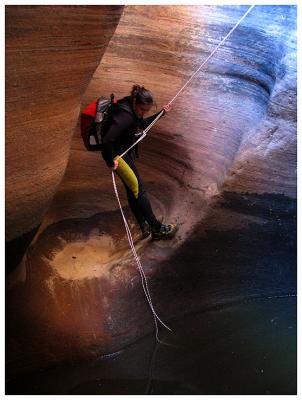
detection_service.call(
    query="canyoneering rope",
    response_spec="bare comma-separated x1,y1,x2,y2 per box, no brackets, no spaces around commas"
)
112,5,255,343
112,173,172,344
167,4,255,106
118,4,255,161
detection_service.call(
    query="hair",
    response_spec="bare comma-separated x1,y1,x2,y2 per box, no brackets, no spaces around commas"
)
131,85,156,107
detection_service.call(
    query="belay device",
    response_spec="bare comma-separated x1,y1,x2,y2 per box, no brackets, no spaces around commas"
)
81,94,116,151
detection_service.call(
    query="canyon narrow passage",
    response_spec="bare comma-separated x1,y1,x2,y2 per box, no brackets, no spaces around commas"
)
5,5,296,395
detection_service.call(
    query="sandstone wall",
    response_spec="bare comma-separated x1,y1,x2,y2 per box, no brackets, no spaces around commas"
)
6,5,124,242
6,5,296,378
55,5,296,237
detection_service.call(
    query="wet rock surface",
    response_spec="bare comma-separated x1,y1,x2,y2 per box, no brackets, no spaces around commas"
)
6,191,296,389
6,5,296,394
6,296,296,395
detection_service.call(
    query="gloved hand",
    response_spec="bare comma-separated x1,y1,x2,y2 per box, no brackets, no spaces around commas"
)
162,103,172,113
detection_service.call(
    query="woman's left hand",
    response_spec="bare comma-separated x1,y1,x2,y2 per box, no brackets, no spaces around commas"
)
163,103,172,113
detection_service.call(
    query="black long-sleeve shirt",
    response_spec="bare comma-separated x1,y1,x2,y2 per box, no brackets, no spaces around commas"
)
101,96,164,168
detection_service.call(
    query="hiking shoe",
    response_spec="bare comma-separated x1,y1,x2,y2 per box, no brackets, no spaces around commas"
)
141,222,151,239
152,223,178,241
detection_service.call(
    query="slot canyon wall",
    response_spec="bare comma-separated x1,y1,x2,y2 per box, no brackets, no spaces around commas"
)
6,5,296,388
5,5,124,262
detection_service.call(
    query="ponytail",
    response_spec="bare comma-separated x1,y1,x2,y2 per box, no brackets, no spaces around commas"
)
131,84,156,107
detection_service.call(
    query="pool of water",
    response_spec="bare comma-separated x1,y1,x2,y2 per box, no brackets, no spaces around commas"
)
6,295,296,395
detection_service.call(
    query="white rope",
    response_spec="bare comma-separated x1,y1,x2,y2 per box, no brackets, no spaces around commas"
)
117,5,255,161
119,110,164,159
168,5,255,106
112,5,255,342
112,171,172,343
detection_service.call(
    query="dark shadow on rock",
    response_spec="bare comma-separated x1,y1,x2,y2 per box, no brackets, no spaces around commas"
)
5,225,40,275
147,191,296,321
5,190,296,392
6,296,296,395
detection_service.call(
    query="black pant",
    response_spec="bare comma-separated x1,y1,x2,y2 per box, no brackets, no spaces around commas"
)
115,154,161,232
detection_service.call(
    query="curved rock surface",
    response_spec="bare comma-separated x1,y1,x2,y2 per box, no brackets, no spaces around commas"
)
5,5,123,242
6,5,296,391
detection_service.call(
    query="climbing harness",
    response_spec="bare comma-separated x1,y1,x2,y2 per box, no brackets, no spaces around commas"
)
112,5,255,343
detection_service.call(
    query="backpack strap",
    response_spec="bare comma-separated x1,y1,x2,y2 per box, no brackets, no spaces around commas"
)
116,98,143,159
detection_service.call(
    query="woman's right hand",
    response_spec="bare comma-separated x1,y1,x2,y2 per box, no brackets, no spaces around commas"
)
113,159,119,170
163,103,172,113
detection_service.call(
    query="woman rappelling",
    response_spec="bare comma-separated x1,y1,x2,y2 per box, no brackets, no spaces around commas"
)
101,84,178,241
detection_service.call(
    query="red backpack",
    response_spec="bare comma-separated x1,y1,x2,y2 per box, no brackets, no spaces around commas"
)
81,94,116,151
